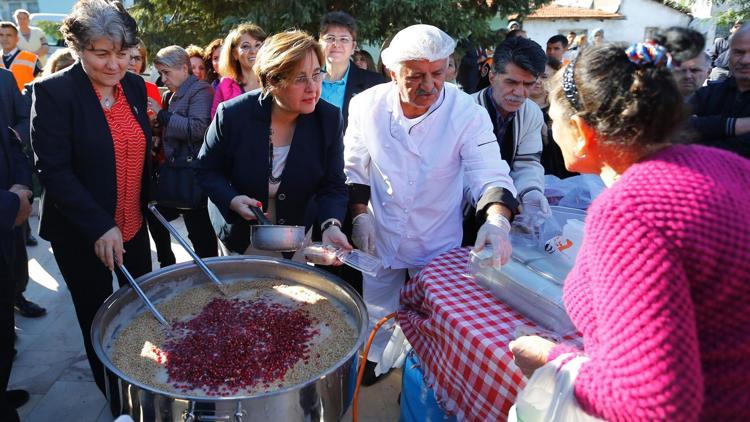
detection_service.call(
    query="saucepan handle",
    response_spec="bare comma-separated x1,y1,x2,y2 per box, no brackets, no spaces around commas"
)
249,205,273,226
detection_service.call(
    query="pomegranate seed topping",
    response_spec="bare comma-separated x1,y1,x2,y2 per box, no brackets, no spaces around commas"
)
162,297,317,393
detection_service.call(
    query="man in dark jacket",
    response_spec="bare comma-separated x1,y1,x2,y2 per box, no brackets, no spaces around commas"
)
708,20,743,82
0,68,44,318
0,116,32,421
690,23,750,159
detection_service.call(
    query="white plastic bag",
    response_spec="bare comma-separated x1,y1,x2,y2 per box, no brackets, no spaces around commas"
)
544,175,605,209
509,353,604,422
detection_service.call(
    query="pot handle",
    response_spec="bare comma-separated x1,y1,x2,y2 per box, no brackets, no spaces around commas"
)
183,402,246,422
249,204,273,226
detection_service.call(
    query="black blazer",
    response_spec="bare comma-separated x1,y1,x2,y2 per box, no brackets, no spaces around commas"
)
0,68,30,146
196,91,348,253
0,115,32,266
31,62,152,243
342,64,385,130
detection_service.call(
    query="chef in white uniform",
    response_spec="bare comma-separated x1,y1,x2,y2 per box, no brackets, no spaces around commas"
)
344,24,519,383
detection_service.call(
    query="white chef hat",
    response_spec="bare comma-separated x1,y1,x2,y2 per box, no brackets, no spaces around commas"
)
380,24,456,74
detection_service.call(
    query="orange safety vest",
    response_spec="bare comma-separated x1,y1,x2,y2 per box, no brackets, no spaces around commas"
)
0,50,38,91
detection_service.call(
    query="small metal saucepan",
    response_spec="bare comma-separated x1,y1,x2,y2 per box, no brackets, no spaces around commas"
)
249,205,305,252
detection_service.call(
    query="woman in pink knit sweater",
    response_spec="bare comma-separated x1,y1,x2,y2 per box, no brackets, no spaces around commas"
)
510,42,750,420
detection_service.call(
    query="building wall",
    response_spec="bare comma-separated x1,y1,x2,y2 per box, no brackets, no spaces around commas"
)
1,0,39,20
522,0,690,47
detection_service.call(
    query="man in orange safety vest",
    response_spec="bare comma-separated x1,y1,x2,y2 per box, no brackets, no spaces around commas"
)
0,22,41,92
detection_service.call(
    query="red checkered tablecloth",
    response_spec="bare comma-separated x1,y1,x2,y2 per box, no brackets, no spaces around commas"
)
397,247,580,422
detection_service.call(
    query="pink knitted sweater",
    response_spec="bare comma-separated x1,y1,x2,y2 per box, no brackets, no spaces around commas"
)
549,145,750,421
210,77,243,117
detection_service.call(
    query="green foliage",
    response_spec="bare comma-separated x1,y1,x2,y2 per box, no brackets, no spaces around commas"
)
130,0,540,60
36,21,63,45
716,8,750,27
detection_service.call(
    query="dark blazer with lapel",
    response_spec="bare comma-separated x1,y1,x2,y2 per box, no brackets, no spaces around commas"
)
342,64,385,130
31,61,152,244
0,68,30,146
196,91,348,253
0,113,32,266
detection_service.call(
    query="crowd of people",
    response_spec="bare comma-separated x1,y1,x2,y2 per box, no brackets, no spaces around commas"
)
1,0,748,421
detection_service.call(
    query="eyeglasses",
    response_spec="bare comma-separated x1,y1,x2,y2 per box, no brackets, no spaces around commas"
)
322,35,353,46
129,55,143,62
292,71,324,86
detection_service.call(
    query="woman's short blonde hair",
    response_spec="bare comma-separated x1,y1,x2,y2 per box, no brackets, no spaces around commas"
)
254,30,324,95
218,23,266,82
185,44,204,60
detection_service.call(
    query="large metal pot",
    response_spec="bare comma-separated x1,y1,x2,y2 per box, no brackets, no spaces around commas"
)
92,256,368,422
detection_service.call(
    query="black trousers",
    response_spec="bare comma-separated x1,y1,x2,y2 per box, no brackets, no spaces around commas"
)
12,225,28,299
146,205,217,267
51,223,152,395
0,254,19,422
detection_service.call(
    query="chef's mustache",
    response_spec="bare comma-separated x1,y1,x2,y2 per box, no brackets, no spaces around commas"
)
416,88,438,96
505,95,525,103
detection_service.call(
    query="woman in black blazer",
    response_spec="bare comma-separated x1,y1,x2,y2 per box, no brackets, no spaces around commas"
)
196,30,350,255
30,1,151,397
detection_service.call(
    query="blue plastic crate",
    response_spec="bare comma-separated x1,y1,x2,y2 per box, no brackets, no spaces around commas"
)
400,351,458,422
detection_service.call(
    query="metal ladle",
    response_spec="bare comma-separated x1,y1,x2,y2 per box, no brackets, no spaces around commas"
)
148,203,228,295
118,263,169,327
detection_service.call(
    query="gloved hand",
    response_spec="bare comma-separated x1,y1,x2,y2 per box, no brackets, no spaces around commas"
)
509,335,557,378
351,212,376,254
473,213,512,267
521,190,551,217
322,224,352,251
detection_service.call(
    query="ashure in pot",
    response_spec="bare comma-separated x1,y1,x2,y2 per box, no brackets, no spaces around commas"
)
92,256,368,422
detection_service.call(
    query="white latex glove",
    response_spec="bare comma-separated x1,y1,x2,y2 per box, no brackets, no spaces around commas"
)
509,335,557,378
351,212,376,254
521,190,551,217
322,224,352,251
473,214,512,267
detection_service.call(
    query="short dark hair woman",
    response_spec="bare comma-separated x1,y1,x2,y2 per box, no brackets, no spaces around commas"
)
197,30,351,255
510,42,750,420
318,11,383,128
31,0,152,397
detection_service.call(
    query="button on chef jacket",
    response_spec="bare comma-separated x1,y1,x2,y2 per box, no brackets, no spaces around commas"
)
344,83,517,269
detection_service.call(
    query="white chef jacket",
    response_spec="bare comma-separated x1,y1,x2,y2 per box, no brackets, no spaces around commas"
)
344,83,517,269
